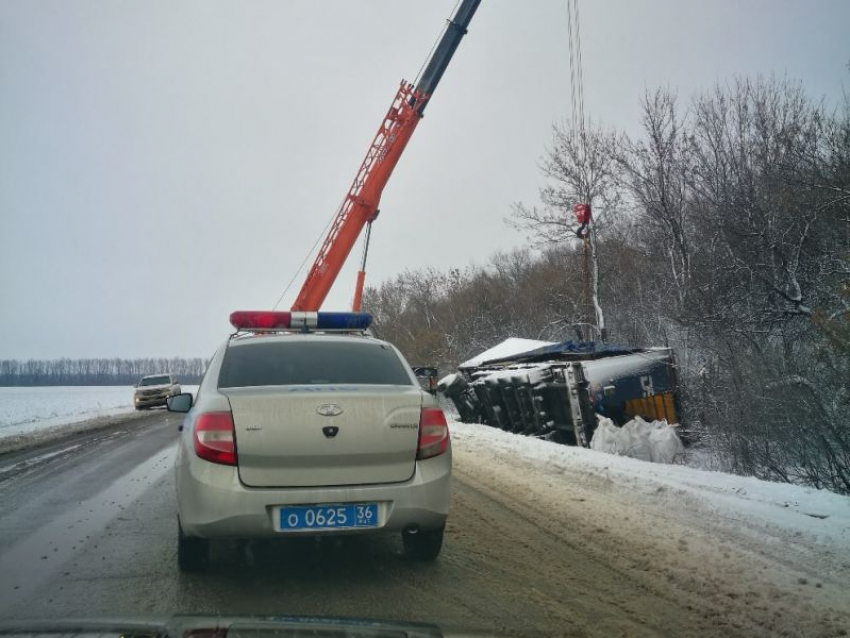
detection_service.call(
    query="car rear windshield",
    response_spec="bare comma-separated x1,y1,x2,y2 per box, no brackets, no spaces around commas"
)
218,340,413,388
140,375,171,386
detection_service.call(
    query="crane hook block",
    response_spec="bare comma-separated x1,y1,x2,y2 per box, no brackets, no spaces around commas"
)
574,203,592,225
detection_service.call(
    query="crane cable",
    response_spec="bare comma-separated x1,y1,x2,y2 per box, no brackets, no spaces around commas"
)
574,0,586,146
414,0,462,87
271,209,337,310
567,0,593,340
566,0,578,138
566,0,586,157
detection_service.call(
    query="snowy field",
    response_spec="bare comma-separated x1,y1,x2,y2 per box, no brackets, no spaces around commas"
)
0,386,198,453
0,386,137,438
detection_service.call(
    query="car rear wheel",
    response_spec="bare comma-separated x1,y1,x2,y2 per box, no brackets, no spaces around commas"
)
178,521,209,572
402,526,444,561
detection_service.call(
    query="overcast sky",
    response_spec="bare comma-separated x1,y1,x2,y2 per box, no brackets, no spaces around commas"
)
1,1,848,360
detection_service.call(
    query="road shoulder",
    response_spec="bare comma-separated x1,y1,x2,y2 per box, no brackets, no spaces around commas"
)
451,421,850,638
0,409,157,457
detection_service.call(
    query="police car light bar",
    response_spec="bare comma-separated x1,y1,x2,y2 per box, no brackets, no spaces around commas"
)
229,310,373,332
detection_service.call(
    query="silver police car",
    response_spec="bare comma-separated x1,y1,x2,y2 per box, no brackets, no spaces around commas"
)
167,311,452,571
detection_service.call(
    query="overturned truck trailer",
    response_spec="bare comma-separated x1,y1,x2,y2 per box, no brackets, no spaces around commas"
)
440,339,679,447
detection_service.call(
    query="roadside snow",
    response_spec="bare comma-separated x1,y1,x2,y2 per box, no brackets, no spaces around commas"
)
452,419,849,556
451,419,850,636
0,386,198,453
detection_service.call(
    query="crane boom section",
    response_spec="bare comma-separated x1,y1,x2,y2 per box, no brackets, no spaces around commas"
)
291,0,481,312
291,82,424,311
415,0,481,111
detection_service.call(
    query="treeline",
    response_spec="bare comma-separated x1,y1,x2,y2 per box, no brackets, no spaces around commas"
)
0,357,207,386
364,75,850,494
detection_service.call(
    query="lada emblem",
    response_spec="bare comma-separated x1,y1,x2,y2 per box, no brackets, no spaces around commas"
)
316,403,343,417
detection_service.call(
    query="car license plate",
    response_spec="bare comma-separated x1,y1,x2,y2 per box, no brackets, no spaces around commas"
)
277,503,379,531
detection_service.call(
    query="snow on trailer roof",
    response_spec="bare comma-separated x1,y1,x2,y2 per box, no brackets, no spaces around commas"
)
507,340,644,363
459,338,555,369
460,338,645,369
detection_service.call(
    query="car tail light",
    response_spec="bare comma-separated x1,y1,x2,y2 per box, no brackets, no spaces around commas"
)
417,407,450,460
193,412,236,466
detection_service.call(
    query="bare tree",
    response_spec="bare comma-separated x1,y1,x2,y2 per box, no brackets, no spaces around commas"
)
511,122,622,341
363,73,850,494
618,89,694,308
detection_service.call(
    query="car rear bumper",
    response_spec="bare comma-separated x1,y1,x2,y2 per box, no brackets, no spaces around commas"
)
177,448,452,539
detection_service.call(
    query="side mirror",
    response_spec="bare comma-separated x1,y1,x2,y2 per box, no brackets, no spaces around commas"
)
167,393,193,413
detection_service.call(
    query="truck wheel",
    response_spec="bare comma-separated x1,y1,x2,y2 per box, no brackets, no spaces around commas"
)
178,520,209,572
402,526,444,561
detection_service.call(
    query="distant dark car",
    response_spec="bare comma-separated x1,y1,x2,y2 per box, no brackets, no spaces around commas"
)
134,374,181,410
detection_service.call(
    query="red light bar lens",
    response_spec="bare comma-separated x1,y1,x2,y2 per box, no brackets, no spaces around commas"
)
230,311,373,331
230,311,291,330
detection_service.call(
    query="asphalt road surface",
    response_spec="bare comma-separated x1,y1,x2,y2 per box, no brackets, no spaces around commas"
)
0,414,841,637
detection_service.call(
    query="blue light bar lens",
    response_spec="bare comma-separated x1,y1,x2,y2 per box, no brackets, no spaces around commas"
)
315,312,373,330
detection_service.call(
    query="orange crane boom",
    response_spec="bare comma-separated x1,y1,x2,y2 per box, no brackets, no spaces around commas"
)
291,0,481,312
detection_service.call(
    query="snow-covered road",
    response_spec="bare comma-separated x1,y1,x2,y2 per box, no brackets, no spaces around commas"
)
0,412,847,636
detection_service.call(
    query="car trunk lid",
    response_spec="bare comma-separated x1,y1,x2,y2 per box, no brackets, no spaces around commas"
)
224,385,422,488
